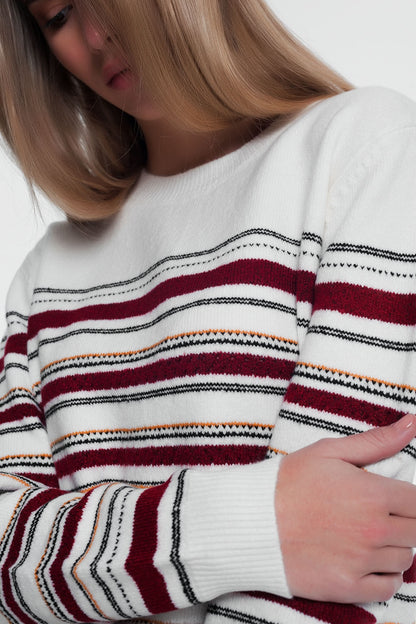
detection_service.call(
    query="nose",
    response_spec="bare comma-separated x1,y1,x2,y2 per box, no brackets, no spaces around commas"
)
82,20,109,52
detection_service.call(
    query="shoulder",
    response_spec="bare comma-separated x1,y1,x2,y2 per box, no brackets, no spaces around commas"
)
8,219,102,296
284,87,416,185
303,86,416,136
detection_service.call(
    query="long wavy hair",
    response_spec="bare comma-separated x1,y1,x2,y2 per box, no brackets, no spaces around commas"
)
0,0,352,221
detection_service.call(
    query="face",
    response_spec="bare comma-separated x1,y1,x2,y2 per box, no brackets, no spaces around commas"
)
25,1,165,122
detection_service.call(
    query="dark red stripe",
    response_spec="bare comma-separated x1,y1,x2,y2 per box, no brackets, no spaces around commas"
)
0,403,42,425
314,282,416,325
403,554,416,583
285,383,403,427
125,480,175,613
55,445,267,478
1,333,28,374
41,352,295,406
28,260,315,339
247,592,376,624
5,333,27,357
49,494,96,622
1,489,62,623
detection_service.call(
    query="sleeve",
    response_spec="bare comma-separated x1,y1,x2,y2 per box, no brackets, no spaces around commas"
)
267,125,416,623
0,262,290,622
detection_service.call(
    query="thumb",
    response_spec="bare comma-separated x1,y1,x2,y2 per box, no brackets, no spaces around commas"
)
324,414,416,466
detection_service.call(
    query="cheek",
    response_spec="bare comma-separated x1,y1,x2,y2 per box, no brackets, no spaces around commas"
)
48,36,91,83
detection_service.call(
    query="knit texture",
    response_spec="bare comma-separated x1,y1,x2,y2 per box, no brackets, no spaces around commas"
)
0,87,415,623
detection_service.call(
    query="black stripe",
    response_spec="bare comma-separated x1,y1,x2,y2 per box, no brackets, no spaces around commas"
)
29,296,297,360
308,325,416,352
296,366,416,405
207,604,280,624
393,592,416,602
101,488,140,616
276,409,416,459
33,229,303,297
35,498,80,622
44,381,287,420
68,478,164,492
320,260,416,278
52,427,273,456
90,487,138,617
278,408,361,436
170,470,198,604
0,390,40,411
41,333,298,382
326,242,416,262
0,422,44,437
302,231,322,245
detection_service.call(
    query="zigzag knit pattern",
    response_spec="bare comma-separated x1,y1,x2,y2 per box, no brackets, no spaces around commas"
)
0,87,415,623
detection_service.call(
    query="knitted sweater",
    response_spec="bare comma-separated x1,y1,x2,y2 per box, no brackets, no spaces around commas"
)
0,87,415,624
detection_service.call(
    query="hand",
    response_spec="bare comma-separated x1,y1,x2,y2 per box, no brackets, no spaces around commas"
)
275,414,416,603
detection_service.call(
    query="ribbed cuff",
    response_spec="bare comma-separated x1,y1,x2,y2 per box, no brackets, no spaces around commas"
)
179,458,291,601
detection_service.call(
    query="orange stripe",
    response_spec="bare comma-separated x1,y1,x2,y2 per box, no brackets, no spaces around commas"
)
52,421,274,446
0,474,35,488
0,386,35,402
298,361,416,393
0,454,51,461
0,490,27,546
268,447,288,456
41,328,298,373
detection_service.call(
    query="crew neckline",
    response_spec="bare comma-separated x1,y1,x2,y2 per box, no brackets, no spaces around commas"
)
129,116,290,205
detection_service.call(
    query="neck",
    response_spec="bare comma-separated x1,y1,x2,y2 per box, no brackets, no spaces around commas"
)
139,117,270,177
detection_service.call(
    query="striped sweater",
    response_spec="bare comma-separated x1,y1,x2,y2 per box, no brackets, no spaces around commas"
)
0,86,415,624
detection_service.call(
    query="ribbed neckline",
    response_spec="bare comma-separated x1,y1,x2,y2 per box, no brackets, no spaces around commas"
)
128,116,289,206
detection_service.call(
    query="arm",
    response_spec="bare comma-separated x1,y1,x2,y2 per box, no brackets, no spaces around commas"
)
269,123,416,616
0,277,289,623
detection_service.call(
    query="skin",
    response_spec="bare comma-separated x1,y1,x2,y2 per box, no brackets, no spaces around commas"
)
26,0,416,604
27,0,264,176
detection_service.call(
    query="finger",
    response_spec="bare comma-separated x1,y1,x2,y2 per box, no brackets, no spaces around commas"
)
384,515,416,547
368,546,414,575
354,573,404,604
383,481,416,519
321,414,416,466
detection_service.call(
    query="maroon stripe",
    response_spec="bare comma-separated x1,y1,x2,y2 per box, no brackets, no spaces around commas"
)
41,352,295,406
247,592,376,624
49,494,97,622
28,260,315,339
0,403,43,425
5,333,27,357
1,333,28,373
1,489,62,623
314,282,416,325
125,480,175,613
285,383,403,427
403,554,416,583
55,445,267,478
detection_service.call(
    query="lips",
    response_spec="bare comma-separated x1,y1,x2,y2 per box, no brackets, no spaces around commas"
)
103,61,129,86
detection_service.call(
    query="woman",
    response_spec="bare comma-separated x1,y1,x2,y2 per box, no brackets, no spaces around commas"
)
0,1,415,623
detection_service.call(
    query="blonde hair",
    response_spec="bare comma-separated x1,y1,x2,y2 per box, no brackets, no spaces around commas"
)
0,0,352,221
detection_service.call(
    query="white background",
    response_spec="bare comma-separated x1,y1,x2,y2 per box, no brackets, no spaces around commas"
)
0,0,415,323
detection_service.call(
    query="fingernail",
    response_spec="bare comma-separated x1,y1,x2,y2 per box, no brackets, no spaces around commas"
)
394,414,416,431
